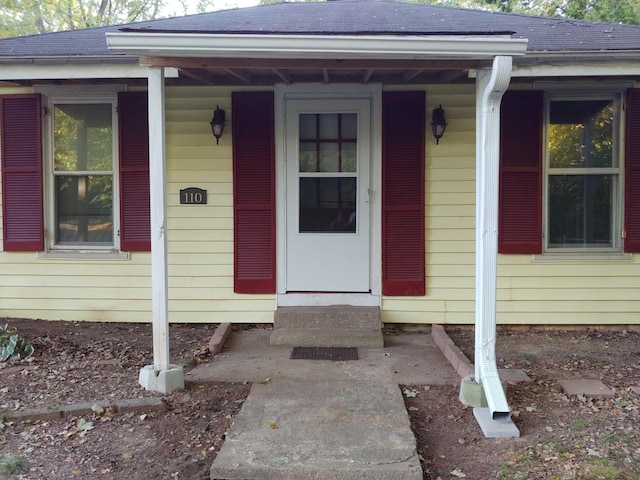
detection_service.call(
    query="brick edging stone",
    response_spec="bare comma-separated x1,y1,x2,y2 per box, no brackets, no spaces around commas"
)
1,397,166,423
208,322,232,355
431,324,474,378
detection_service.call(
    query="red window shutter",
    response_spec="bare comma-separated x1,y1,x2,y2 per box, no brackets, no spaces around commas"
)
382,91,425,296
232,91,275,294
118,91,150,251
498,90,543,254
1,94,43,252
625,88,640,253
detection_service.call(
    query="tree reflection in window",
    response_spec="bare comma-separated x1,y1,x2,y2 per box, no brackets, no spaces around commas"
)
547,99,616,248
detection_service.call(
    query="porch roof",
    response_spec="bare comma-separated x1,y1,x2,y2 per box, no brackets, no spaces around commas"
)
1,0,639,86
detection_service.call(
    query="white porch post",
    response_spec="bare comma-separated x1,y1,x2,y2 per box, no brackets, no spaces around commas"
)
138,66,184,394
459,55,519,437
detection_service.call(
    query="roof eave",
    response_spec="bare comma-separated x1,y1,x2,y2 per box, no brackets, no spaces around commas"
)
106,32,529,59
512,50,640,78
0,57,178,81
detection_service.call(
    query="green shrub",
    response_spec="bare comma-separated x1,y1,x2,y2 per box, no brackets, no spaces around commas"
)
0,455,29,475
0,323,34,361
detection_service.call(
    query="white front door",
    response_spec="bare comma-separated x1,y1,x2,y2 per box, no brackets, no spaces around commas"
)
285,98,371,292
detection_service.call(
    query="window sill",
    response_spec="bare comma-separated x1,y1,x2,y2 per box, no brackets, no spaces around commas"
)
37,250,130,261
532,252,633,263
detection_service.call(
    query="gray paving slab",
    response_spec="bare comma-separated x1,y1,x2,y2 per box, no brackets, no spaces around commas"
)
194,329,457,480
559,379,615,399
210,379,423,480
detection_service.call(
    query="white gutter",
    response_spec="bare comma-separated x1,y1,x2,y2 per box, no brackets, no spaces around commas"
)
512,60,640,78
475,55,512,421
106,32,528,59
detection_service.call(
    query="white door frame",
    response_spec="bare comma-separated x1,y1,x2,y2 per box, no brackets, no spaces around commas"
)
274,83,382,307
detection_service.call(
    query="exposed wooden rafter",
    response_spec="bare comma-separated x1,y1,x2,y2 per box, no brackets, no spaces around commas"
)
136,56,486,86
402,69,424,83
271,69,290,84
224,68,252,84
178,68,214,85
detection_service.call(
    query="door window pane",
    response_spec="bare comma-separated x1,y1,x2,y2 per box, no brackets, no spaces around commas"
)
299,177,356,233
299,113,357,173
319,114,339,139
319,143,340,172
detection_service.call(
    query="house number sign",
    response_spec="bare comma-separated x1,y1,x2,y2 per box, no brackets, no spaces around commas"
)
180,187,207,205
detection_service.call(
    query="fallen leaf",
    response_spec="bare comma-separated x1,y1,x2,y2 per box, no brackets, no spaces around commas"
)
76,418,94,437
403,388,418,398
587,448,602,457
268,423,278,429
450,468,466,478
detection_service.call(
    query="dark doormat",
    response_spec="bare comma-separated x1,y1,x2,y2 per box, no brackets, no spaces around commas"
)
290,346,358,361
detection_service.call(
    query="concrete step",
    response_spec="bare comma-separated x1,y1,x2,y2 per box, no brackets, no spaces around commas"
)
274,306,381,330
271,306,384,348
270,328,384,348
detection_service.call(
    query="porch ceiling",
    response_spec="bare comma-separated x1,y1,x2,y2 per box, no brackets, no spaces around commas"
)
141,56,489,86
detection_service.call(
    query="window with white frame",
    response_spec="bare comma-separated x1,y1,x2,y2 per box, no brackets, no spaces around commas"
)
47,97,118,250
545,93,621,251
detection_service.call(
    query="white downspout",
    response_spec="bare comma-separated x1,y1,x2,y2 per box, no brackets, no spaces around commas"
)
475,56,512,421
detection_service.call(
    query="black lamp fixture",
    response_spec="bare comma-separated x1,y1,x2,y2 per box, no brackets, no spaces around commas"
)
210,105,226,144
431,104,447,145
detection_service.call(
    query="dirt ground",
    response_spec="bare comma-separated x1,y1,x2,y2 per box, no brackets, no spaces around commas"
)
1,319,639,480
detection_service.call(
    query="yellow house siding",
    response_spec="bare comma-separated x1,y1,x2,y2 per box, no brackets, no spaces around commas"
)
164,86,275,324
382,83,640,327
1,83,639,326
0,85,275,323
0,252,152,321
383,84,477,325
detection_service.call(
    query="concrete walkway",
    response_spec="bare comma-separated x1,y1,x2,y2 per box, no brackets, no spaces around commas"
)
187,328,459,480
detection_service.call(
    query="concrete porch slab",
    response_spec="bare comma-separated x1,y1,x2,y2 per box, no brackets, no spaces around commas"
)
188,329,460,386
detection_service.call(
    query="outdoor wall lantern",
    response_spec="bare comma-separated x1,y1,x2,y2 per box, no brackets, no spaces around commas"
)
210,105,226,144
431,105,447,144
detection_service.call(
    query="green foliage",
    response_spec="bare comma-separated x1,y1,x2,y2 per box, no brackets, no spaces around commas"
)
0,455,29,475
0,0,167,37
413,0,640,24
0,323,34,361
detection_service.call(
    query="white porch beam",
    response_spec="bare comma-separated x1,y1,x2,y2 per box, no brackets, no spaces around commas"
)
139,66,184,394
0,63,178,81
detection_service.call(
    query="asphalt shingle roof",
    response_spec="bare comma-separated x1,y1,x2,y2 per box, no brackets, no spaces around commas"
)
1,0,640,59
